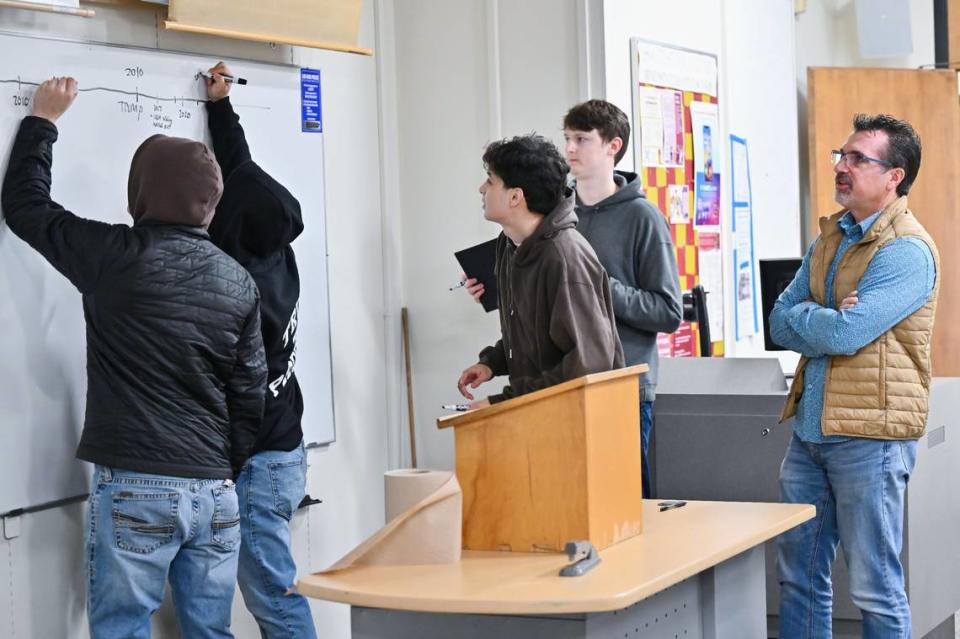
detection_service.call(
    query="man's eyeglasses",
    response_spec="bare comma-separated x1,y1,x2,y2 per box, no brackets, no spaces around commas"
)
831,149,892,169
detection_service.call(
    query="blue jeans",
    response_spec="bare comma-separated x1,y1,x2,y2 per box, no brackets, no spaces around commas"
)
640,400,654,498
777,434,917,638
86,466,240,639
237,445,317,638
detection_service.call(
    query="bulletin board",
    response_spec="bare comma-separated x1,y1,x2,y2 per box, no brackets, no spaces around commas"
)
630,38,723,357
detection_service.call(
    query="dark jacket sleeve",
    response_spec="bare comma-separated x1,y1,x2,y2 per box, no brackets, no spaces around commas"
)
494,263,623,403
477,236,510,380
205,97,251,179
227,301,268,474
2,116,123,293
478,339,508,377
609,204,683,334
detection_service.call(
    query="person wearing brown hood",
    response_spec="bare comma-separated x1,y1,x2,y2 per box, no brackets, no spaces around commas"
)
201,62,317,638
457,134,624,408
2,77,267,639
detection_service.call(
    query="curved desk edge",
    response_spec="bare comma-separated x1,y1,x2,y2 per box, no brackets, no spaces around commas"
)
297,500,815,615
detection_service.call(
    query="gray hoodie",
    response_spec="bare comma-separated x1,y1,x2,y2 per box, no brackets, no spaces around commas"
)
575,171,682,401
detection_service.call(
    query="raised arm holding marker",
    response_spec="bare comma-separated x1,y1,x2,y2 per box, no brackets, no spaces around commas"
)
200,72,248,86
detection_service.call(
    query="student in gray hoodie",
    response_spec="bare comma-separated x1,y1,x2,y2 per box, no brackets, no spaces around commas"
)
457,134,624,408
564,100,682,497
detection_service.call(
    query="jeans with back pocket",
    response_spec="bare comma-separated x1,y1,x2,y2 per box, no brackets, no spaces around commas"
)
86,465,240,639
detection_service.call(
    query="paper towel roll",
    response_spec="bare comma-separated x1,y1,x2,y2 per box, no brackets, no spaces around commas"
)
317,468,462,573
385,468,452,522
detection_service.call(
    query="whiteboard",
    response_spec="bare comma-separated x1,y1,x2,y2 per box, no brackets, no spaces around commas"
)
0,32,335,514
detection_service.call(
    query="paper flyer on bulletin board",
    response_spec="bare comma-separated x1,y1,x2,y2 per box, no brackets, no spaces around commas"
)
691,101,721,230
637,86,685,167
697,232,724,342
730,135,758,340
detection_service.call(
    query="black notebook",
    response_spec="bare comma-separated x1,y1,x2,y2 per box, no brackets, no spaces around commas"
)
454,238,499,313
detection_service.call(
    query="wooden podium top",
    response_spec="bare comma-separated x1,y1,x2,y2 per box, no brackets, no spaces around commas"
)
437,363,649,429
297,499,814,615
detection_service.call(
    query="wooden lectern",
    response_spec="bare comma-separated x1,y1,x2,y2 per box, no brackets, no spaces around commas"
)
437,364,647,553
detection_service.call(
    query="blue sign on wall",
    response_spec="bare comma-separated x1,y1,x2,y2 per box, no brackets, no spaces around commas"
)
300,68,322,133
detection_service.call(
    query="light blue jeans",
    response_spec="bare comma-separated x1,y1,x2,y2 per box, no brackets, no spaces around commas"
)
777,434,917,638
237,444,317,638
86,466,240,639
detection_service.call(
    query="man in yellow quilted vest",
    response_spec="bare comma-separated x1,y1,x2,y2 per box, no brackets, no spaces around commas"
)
770,113,939,638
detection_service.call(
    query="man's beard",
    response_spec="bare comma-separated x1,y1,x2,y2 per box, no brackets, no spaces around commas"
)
834,178,853,207
834,188,852,206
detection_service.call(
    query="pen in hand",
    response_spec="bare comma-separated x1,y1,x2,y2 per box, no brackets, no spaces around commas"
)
449,280,466,291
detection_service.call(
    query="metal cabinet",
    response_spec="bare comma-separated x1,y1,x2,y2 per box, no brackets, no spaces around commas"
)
651,358,960,638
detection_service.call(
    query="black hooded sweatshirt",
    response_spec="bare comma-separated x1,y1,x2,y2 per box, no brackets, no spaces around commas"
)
205,97,305,454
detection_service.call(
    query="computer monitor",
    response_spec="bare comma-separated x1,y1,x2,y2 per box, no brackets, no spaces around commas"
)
759,258,802,351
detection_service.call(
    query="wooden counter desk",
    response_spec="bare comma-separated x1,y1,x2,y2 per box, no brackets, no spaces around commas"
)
298,499,814,638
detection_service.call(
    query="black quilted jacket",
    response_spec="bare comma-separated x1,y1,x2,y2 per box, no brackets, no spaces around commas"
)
1,116,267,479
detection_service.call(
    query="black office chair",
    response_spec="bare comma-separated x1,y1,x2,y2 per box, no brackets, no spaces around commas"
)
682,285,711,357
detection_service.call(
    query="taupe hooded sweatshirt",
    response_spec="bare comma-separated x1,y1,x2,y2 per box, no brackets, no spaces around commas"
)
479,191,625,403
128,134,223,226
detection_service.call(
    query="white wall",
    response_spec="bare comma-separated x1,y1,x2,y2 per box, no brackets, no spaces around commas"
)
390,0,584,471
720,0,801,359
0,3,390,638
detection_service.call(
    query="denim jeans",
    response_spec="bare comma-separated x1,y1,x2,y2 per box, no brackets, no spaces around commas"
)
777,434,917,638
236,444,317,638
86,466,240,639
640,400,654,498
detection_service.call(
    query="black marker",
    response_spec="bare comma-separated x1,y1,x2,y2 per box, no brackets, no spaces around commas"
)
658,500,687,512
200,72,248,86
441,404,470,412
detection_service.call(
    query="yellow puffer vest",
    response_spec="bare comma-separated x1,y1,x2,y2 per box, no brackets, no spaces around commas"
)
780,196,940,439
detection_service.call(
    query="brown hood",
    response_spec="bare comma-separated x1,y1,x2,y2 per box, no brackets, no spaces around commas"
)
128,134,223,227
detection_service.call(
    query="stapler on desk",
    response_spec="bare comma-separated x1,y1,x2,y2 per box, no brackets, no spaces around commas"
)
559,540,601,577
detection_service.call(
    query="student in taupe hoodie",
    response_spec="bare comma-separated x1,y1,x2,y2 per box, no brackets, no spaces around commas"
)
457,135,624,408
